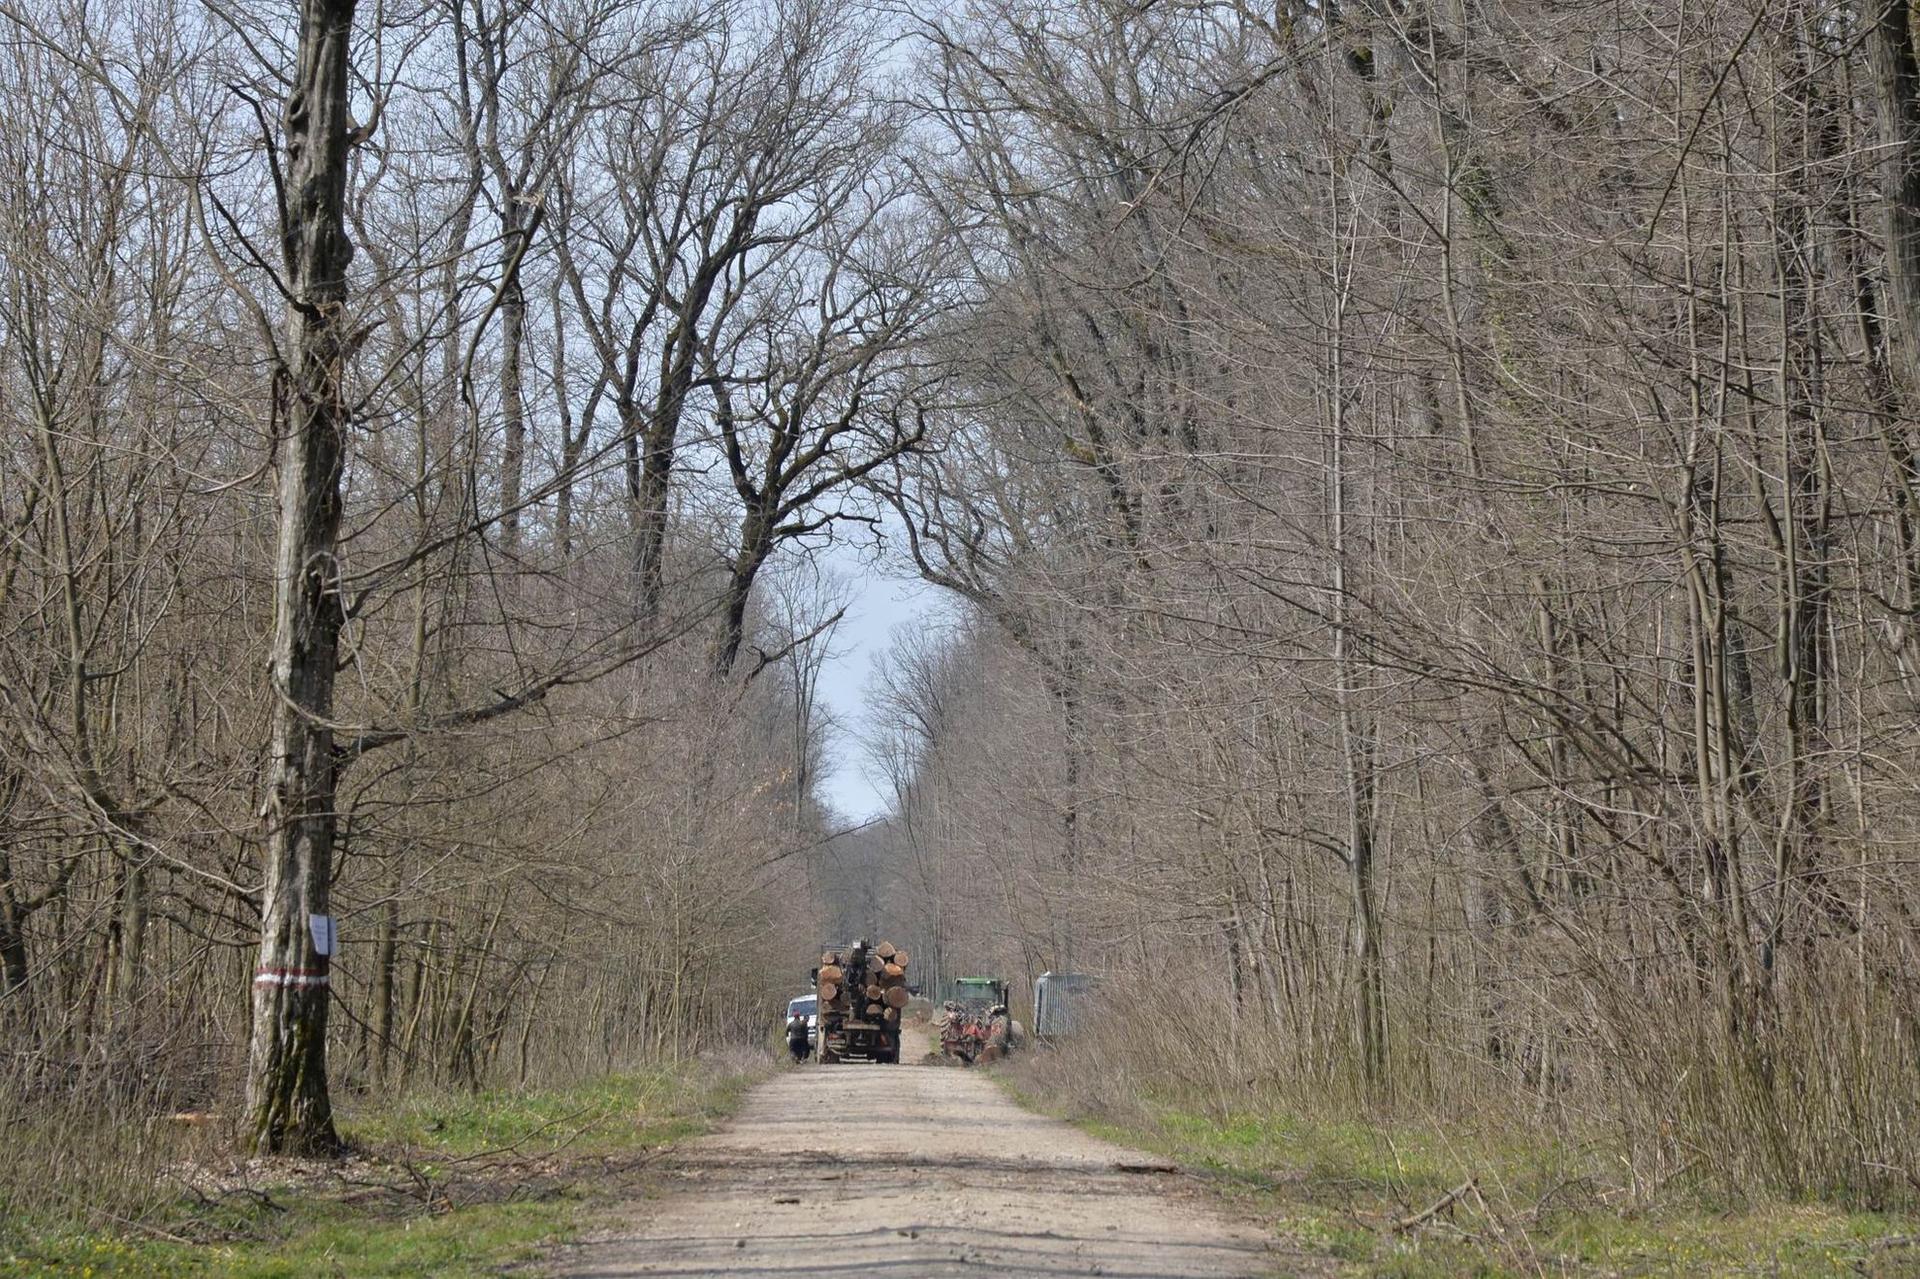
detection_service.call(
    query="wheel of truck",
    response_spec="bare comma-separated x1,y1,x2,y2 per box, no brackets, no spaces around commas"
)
818,1044,840,1064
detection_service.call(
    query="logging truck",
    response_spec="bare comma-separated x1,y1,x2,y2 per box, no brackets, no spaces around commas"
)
812,939,909,1064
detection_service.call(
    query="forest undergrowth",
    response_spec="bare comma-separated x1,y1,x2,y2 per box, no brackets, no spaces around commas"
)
0,1045,773,1278
1003,998,1920,1278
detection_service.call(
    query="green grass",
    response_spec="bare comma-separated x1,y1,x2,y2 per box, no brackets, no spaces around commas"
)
3,1200,570,1278
345,1064,747,1158
1000,1075,1919,1276
1,1056,772,1279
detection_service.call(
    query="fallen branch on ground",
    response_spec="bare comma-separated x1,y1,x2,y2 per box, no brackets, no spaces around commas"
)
1396,1179,1476,1234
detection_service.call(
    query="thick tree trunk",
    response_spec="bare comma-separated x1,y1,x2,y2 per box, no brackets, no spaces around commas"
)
633,245,744,619
714,508,772,676
245,0,358,1156
714,563,760,677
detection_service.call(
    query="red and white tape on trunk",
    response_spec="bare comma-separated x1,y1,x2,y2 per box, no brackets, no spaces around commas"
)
253,966,330,989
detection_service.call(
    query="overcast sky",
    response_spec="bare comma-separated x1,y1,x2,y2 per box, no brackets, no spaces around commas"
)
807,549,947,822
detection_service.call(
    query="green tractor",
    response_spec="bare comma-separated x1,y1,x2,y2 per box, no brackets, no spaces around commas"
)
938,977,1010,1063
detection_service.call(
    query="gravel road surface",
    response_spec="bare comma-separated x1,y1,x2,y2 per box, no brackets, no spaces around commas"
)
555,1029,1294,1278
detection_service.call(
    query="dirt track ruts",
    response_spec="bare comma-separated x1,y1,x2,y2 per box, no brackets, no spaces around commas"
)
553,1028,1301,1278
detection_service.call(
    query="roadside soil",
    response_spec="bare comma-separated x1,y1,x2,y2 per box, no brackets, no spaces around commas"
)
553,1026,1306,1278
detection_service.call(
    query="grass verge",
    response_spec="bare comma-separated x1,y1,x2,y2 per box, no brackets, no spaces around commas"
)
998,1068,1920,1277
1,1050,773,1279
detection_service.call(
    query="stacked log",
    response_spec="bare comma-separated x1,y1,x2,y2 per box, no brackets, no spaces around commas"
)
817,939,911,1029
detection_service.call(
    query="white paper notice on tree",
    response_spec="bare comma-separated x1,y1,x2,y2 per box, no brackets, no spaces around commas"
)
309,914,338,957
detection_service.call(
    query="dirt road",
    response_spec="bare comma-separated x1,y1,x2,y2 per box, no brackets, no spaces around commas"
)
556,1030,1292,1278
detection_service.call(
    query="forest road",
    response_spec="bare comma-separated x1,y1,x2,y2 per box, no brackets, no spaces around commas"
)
553,1026,1302,1278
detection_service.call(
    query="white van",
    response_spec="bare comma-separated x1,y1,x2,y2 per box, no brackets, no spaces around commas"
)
785,994,819,1049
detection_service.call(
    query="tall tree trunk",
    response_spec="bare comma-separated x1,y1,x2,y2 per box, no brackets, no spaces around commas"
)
550,280,591,559
1328,192,1385,1092
245,0,358,1155
1873,0,1920,400
372,889,398,1079
1869,0,1920,668
0,848,28,1016
1344,717,1385,1086
1764,43,1832,990
114,855,147,1011
1055,660,1084,969
497,199,527,553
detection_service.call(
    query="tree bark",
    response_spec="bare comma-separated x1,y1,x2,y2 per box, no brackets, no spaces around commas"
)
1328,182,1386,1091
372,890,398,1079
632,397,683,618
1873,0,1920,400
713,508,770,676
245,0,358,1156
0,852,28,1014
113,856,146,1010
1868,0,1920,667
498,207,527,554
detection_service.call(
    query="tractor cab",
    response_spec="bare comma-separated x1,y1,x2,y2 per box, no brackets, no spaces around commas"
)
948,976,1007,1009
